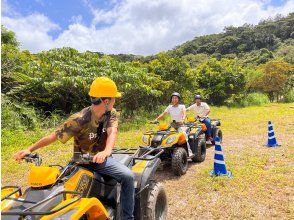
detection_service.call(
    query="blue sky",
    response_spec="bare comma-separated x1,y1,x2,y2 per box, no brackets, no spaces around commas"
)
2,0,293,55
3,0,120,38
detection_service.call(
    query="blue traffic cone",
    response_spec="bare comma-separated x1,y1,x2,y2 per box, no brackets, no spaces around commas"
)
210,136,232,177
265,121,280,147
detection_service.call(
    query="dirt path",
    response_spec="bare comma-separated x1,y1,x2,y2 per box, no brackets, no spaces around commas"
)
156,136,294,219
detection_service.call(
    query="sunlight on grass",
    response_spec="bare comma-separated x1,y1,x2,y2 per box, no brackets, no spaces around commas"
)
1,103,294,218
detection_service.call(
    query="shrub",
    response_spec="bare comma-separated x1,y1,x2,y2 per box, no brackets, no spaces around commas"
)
283,89,294,103
242,93,270,106
1,95,40,130
225,93,269,107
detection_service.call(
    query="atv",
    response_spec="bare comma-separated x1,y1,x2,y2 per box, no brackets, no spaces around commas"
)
186,117,223,145
1,148,167,220
141,120,209,176
184,117,222,162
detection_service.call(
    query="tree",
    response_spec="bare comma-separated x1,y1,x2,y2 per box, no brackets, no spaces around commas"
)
251,60,294,101
194,58,246,105
1,25,19,47
277,42,294,64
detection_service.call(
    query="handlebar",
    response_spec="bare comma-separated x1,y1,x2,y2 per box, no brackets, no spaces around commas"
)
73,152,94,164
23,153,42,166
149,121,159,125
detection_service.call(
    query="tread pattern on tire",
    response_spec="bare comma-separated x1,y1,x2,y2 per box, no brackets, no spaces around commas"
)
146,182,167,220
171,147,188,176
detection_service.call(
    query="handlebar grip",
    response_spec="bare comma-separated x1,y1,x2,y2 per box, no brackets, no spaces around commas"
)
23,153,38,160
23,153,42,166
81,154,94,161
149,121,159,124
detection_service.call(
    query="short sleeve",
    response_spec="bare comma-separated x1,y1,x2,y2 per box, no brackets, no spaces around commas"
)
106,109,119,128
181,105,186,111
203,102,210,110
55,115,81,144
186,104,195,111
164,105,171,113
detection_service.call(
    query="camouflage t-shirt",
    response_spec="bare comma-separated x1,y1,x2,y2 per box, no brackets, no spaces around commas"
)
55,106,118,154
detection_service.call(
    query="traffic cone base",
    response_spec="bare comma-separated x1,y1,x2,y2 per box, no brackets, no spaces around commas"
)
210,170,232,177
210,137,232,178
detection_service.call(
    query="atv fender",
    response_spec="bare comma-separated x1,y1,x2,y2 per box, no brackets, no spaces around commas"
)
132,157,161,220
40,197,109,220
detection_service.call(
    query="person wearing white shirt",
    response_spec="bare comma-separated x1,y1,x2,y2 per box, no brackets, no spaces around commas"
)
154,92,194,157
187,95,213,141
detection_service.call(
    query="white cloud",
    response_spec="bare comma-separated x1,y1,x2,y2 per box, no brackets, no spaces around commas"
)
2,0,294,55
2,13,60,52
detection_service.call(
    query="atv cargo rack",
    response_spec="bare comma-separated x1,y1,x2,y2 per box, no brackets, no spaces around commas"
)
1,190,81,217
112,147,164,161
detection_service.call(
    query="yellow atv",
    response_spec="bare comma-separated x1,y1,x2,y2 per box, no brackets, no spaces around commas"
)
184,116,222,161
142,120,208,176
1,149,167,220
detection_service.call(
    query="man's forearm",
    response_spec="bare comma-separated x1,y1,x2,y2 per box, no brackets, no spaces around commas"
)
104,128,117,154
28,132,57,152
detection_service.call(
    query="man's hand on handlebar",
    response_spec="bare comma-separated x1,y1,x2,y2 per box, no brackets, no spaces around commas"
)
14,149,31,161
93,150,111,164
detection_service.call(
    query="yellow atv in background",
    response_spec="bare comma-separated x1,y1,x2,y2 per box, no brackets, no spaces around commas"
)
142,120,208,176
184,116,222,162
186,117,223,145
1,149,167,220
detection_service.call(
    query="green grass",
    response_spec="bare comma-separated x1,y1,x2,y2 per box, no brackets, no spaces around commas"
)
1,103,294,219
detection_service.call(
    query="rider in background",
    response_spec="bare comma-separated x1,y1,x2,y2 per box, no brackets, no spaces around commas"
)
154,92,194,157
187,95,213,142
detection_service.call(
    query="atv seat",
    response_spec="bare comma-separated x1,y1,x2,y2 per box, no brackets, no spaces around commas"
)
112,154,132,166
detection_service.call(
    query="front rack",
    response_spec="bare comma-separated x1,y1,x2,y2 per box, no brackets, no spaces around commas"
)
112,147,164,161
1,190,81,217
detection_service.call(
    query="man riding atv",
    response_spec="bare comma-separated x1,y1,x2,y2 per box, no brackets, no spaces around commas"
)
14,77,135,220
153,92,194,157
187,95,213,142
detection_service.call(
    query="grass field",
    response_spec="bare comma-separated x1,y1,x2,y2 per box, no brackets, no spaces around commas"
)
1,103,294,219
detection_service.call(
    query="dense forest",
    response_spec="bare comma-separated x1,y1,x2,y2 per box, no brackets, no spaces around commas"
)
1,13,294,130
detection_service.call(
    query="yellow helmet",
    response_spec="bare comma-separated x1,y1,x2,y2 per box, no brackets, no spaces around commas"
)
89,77,122,98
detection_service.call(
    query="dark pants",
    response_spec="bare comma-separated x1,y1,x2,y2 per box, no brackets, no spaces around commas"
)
84,157,134,220
202,117,212,137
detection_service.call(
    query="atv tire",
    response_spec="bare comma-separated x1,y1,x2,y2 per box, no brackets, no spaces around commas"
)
172,147,188,176
146,182,167,220
213,128,223,143
191,138,206,163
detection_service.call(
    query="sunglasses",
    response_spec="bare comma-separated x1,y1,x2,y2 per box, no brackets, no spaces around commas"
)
90,97,112,105
90,97,103,105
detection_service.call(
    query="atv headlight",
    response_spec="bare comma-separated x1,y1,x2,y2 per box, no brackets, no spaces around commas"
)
166,135,176,144
142,135,149,144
